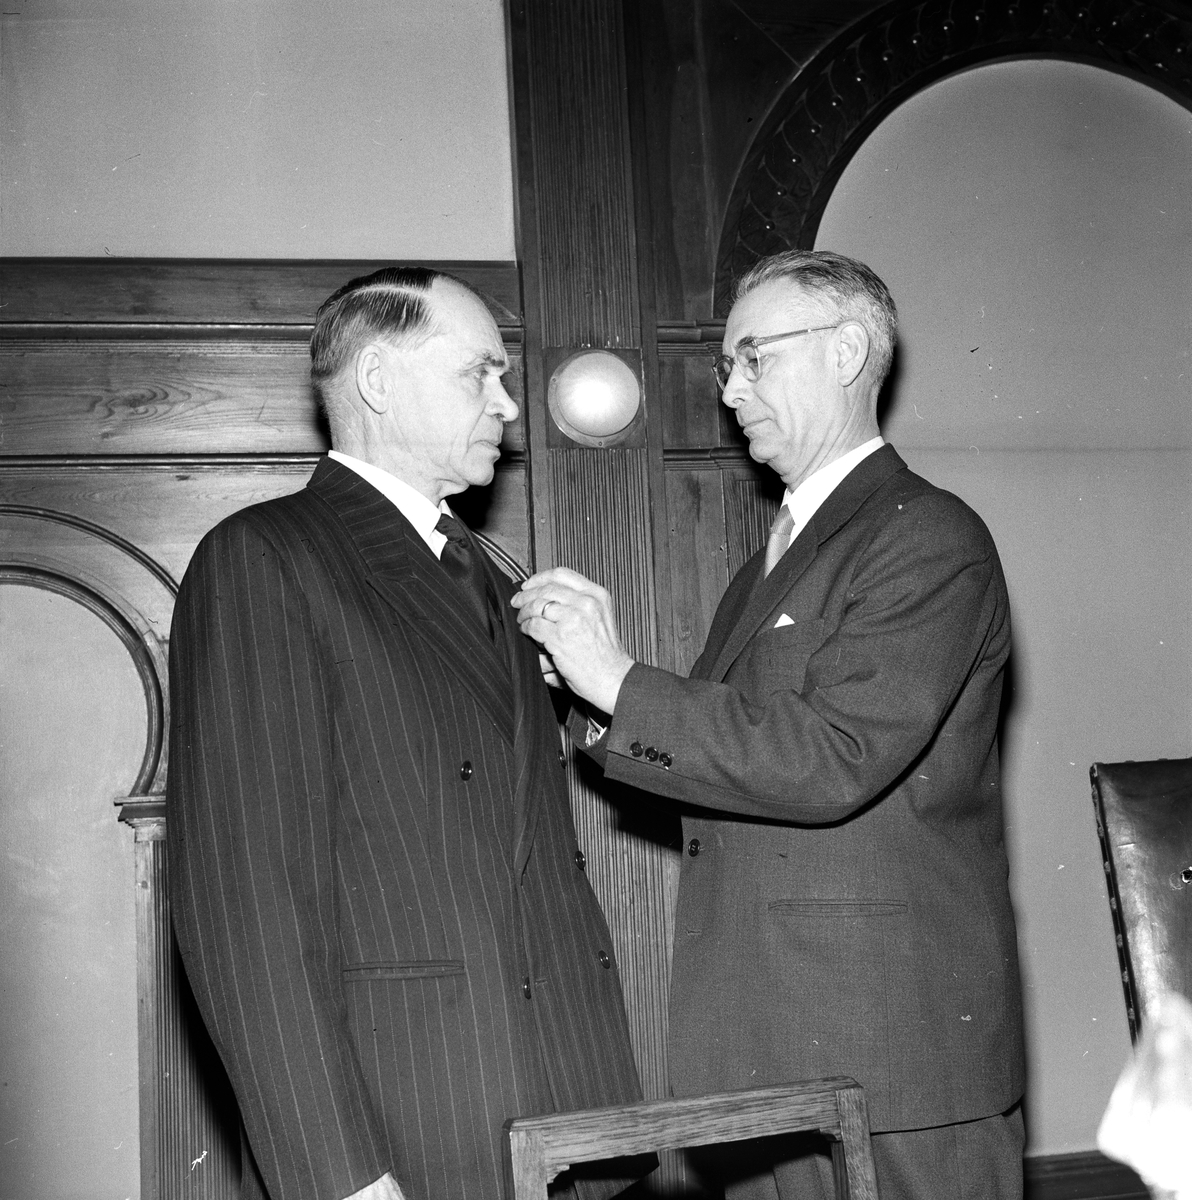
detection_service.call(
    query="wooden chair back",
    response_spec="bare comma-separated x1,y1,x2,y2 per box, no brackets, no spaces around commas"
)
505,1076,878,1199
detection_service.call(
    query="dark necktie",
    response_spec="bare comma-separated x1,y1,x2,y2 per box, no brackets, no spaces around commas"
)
435,512,498,639
763,505,796,577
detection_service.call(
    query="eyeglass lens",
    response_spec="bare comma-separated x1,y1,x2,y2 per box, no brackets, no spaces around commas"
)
712,343,761,389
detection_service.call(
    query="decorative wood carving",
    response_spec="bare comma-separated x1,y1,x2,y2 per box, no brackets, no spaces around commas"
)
715,0,1192,309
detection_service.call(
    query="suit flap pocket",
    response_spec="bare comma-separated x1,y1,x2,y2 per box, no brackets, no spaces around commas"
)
768,899,908,917
343,960,466,981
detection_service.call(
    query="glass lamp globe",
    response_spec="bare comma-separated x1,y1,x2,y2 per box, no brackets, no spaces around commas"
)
547,350,641,447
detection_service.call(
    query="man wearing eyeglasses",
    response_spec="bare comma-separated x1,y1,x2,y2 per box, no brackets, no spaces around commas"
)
514,250,1025,1200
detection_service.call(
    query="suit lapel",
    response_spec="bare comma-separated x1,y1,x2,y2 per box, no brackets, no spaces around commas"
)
469,538,550,874
703,445,908,684
306,459,515,745
704,532,819,682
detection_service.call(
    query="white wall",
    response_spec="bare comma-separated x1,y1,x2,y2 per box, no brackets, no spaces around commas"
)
0,586,144,1199
819,58,1192,1154
0,0,515,258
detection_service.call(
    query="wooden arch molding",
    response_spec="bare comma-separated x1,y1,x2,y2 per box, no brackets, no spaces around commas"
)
0,505,174,797
714,0,1192,313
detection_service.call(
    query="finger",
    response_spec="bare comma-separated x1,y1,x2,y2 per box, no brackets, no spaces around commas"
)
511,581,571,609
514,582,584,618
521,566,602,594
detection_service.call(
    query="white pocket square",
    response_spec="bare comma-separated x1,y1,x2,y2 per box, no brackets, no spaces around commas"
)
774,613,795,628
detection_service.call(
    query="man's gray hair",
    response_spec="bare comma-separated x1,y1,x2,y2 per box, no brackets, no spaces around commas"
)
310,266,475,409
734,250,898,386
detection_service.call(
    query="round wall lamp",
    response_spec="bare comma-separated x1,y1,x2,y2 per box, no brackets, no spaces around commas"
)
547,349,642,448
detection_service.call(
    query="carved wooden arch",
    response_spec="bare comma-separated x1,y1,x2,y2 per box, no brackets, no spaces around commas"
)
714,0,1192,313
0,505,173,797
0,563,166,794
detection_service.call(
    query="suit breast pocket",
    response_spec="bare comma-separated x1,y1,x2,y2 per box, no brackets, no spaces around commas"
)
734,617,828,698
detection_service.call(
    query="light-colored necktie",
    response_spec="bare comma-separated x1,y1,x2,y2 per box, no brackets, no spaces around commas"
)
763,505,796,577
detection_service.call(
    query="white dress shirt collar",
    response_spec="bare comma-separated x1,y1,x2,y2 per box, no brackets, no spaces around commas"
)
777,436,885,552
328,450,450,558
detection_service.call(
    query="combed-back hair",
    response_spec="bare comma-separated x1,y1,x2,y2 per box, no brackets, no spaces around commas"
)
734,249,898,387
309,265,461,405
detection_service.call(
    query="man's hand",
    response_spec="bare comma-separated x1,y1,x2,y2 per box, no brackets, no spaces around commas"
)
511,567,635,715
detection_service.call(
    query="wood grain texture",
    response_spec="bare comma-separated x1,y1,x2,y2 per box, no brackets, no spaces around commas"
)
549,448,674,1110
505,1078,877,1199
0,339,525,455
663,465,729,677
126,814,240,1199
0,460,530,586
724,465,783,581
522,3,640,348
550,449,657,661
0,258,521,325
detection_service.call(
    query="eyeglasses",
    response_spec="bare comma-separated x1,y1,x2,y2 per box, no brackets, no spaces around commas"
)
710,324,839,390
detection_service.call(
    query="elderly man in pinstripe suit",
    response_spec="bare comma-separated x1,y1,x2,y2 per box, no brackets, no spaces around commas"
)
168,268,646,1200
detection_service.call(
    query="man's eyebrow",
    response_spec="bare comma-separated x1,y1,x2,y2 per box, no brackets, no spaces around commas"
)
470,350,509,370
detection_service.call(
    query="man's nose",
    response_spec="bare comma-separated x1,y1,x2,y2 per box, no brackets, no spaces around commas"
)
490,378,520,421
720,366,746,409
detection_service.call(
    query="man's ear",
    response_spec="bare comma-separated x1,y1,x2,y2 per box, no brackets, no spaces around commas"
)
355,343,392,415
834,322,871,388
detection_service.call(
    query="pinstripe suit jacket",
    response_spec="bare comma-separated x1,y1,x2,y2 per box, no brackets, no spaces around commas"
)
582,445,1024,1132
168,458,644,1200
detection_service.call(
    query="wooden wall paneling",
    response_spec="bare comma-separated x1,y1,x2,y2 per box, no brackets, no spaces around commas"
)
0,333,525,457
0,259,521,326
508,3,683,1187
656,324,725,449
0,460,530,589
662,458,731,678
723,463,782,580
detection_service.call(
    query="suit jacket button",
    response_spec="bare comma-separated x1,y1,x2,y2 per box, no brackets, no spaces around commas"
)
460,760,473,781
659,752,672,769
630,741,644,757
645,746,659,762
522,976,532,999
574,849,586,871
688,838,701,857
558,749,567,768
598,950,610,969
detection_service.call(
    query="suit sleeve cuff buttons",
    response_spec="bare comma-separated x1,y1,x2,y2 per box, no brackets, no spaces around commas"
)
628,741,672,769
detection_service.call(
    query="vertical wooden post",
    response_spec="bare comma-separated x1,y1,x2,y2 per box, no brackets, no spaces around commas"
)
121,799,240,1199
506,0,679,1159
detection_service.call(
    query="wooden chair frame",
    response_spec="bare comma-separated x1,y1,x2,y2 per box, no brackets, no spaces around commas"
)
505,1076,878,1199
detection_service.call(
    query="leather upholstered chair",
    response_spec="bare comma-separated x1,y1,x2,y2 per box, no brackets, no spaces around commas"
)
1090,757,1192,1039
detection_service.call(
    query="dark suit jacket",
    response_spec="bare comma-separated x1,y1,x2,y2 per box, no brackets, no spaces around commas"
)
583,445,1024,1132
168,458,644,1200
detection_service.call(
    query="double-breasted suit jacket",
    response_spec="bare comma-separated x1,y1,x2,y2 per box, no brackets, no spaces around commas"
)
168,458,643,1200
583,444,1025,1132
